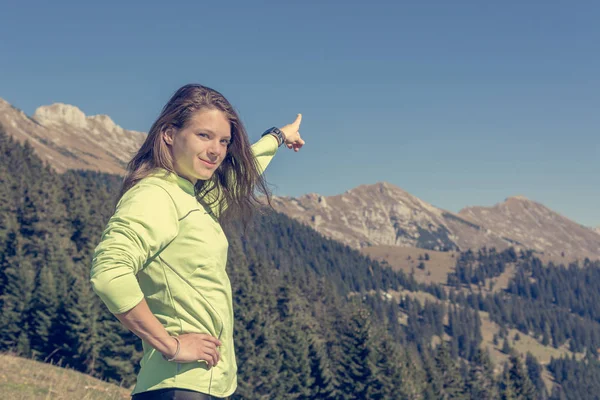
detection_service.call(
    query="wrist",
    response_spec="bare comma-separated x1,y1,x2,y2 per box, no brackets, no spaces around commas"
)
269,133,282,146
161,336,181,361
262,127,286,147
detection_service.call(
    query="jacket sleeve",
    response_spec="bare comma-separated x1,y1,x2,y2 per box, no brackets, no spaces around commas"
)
252,133,280,174
90,183,179,314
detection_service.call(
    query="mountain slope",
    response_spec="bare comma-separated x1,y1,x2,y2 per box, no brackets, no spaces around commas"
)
0,97,145,173
459,196,600,260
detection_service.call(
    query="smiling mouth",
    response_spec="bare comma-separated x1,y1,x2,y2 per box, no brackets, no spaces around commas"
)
199,158,217,167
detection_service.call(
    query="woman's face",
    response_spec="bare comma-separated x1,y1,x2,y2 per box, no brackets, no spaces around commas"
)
164,108,231,184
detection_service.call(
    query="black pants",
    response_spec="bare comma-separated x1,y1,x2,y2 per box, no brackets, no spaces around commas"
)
131,388,227,400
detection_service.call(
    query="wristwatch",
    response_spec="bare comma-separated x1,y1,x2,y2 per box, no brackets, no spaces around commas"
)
261,127,286,147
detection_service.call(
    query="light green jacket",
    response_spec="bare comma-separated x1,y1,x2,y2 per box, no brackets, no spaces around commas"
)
90,135,279,397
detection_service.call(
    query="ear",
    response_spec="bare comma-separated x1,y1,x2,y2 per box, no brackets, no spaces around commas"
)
162,126,175,145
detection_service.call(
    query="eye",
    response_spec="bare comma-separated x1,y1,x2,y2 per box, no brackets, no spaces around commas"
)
221,139,231,146
197,133,209,139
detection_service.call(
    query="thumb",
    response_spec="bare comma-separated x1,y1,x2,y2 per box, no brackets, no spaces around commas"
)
292,113,302,128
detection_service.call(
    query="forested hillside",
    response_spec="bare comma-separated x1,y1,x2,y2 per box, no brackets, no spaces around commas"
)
1,127,599,399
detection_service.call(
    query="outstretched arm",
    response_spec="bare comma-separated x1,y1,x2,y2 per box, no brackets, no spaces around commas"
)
207,114,305,216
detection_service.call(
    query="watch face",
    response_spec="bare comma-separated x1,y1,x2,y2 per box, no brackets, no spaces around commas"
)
263,128,283,146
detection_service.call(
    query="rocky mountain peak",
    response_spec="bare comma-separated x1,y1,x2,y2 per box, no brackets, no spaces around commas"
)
505,195,531,202
32,103,127,134
33,103,88,128
1,97,146,174
501,195,548,213
271,182,502,251
459,197,600,259
351,181,404,195
88,114,117,129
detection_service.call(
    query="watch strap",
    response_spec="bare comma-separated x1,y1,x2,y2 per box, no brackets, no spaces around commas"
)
261,127,285,147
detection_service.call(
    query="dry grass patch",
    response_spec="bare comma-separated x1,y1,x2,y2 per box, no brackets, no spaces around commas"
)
361,245,458,285
0,353,131,400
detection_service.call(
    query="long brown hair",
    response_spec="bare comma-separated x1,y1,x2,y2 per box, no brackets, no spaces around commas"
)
118,84,272,225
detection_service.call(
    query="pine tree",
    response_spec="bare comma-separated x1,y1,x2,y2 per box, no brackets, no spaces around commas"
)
370,330,420,399
500,365,517,400
466,348,498,399
28,264,59,358
0,232,35,354
272,285,314,399
94,310,141,386
422,346,443,399
433,342,467,399
337,307,377,400
229,256,282,399
0,162,18,254
502,338,512,354
53,271,101,373
308,337,338,400
508,353,537,400
525,352,546,399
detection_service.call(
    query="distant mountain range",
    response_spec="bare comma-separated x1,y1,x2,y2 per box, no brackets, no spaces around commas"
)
2,96,599,260
0,98,145,174
271,185,600,261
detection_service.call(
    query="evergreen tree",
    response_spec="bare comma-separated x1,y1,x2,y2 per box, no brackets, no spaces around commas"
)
337,307,377,400
500,364,517,400
433,342,467,399
525,352,546,399
28,264,59,358
0,232,35,354
94,310,141,386
508,353,537,400
272,285,314,399
230,258,282,399
53,272,101,374
369,329,408,399
466,348,498,399
308,337,338,400
502,338,512,354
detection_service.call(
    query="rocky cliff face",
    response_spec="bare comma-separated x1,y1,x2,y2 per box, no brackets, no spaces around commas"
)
271,184,600,260
0,97,146,174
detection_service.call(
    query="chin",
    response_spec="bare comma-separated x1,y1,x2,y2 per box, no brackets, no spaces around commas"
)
195,171,216,181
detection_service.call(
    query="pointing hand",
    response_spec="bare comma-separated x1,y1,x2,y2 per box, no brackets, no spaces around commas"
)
279,114,305,152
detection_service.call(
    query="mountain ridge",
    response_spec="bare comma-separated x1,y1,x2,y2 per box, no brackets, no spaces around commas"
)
0,97,145,174
271,182,600,260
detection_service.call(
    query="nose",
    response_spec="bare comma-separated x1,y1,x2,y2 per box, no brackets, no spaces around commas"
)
207,140,222,160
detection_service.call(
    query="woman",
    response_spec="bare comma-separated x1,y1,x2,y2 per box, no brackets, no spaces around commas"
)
90,84,305,400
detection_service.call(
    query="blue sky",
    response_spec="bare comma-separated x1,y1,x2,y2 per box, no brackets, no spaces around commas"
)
1,0,598,227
